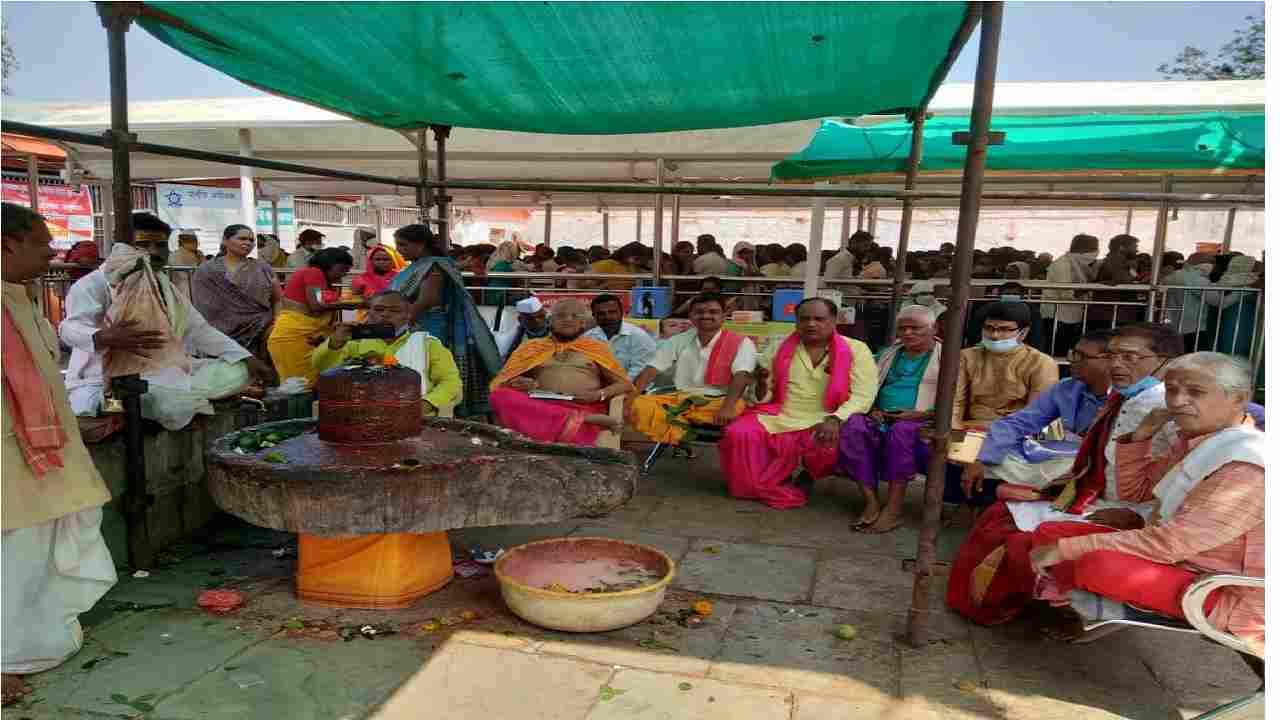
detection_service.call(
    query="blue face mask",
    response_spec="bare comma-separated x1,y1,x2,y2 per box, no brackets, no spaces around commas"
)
981,336,1021,354
1116,374,1161,398
999,294,1022,302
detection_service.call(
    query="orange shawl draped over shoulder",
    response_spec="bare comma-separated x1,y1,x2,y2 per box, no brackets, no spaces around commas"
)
490,335,632,391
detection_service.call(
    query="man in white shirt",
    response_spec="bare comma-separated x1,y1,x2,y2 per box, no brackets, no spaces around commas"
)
1040,234,1099,356
629,292,756,443
583,293,657,380
495,296,551,359
691,234,731,276
824,230,874,282
60,213,272,431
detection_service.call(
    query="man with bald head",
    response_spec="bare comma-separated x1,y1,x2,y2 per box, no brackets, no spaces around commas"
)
488,300,633,446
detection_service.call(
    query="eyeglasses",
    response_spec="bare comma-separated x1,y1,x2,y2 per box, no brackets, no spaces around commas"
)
1067,350,1107,362
1104,351,1162,365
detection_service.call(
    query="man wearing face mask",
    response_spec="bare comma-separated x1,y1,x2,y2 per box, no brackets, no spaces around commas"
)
942,302,1059,515
311,290,461,416
60,213,273,430
1040,234,1099,357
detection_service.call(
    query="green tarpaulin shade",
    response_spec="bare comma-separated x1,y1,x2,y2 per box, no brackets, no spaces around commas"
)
136,2,972,135
771,112,1265,180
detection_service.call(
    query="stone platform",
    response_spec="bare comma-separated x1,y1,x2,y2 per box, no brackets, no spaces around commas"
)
11,443,1261,720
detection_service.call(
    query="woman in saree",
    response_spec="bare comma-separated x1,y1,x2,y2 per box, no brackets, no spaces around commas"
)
266,247,362,388
389,224,502,417
191,224,282,371
350,244,407,321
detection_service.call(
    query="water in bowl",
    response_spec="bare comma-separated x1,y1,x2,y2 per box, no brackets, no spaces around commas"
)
520,557,663,594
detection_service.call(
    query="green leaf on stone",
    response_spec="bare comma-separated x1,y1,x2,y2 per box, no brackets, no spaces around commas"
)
110,693,129,704
678,682,693,691
598,685,627,702
132,701,155,712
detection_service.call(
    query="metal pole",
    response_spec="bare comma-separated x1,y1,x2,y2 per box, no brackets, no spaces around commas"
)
98,2,135,253
100,179,115,253
890,112,926,317
653,159,664,283
804,183,826,297
1124,207,1133,234
26,154,40,213
602,209,610,250
907,0,1003,649
271,198,279,237
1223,207,1237,252
671,193,682,249
431,124,451,245
544,200,553,246
868,205,879,236
416,129,430,221
238,128,256,230
635,207,642,244
1147,175,1172,321
857,204,866,231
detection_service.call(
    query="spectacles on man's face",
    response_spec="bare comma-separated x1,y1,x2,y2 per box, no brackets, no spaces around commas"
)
1067,350,1108,362
1106,351,1161,365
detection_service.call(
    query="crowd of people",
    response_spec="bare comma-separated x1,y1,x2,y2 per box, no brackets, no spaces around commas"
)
1,201,1266,703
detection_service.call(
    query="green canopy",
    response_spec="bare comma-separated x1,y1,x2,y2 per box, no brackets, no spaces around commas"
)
771,113,1265,180
136,2,972,135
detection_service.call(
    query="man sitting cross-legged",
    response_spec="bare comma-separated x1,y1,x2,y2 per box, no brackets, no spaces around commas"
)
311,290,461,416
629,292,756,444
719,297,877,509
837,304,941,534
488,299,633,445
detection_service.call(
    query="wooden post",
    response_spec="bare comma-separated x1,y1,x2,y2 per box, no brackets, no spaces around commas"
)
906,0,1003,648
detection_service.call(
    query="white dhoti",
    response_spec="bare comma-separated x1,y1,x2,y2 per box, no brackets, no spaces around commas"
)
67,359,250,431
2,507,118,674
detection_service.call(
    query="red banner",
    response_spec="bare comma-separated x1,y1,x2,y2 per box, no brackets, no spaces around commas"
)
2,180,94,248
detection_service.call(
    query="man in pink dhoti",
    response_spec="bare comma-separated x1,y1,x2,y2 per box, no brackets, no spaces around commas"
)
488,299,633,446
720,297,877,509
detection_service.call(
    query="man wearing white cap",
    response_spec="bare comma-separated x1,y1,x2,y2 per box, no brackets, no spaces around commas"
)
496,296,551,359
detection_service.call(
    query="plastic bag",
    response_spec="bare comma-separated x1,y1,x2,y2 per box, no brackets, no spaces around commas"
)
193,360,252,400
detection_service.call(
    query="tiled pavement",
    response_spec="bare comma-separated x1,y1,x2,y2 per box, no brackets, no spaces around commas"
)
9,443,1262,719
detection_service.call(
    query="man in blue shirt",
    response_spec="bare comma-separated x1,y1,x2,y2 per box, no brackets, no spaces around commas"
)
585,294,657,382
959,329,1115,501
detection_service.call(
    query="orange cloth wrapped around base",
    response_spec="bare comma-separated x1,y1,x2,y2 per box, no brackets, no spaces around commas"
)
296,531,452,608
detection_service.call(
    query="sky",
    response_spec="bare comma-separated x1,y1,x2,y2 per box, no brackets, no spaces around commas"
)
0,1,1265,103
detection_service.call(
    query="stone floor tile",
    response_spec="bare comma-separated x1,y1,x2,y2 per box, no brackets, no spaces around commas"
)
448,522,583,553
587,495,662,528
150,636,430,720
643,497,767,542
42,609,260,716
792,692,898,719
708,601,898,701
587,668,792,720
811,552,917,613
899,642,1001,719
569,525,691,566
371,641,612,720
1125,630,1263,715
675,541,817,603
536,589,738,676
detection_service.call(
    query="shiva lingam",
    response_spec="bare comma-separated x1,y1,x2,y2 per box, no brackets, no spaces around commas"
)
206,357,638,609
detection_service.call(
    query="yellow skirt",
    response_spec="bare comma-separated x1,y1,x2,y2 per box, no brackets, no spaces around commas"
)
628,392,744,444
296,531,453,608
266,308,335,388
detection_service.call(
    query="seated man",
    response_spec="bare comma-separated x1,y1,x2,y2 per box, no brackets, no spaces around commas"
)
488,299,633,446
720,298,877,509
60,213,272,431
584,293,657,381
1030,353,1263,654
495,296,550,360
946,322,1184,625
838,305,941,534
311,290,461,416
629,292,756,444
941,301,1060,514
957,329,1116,503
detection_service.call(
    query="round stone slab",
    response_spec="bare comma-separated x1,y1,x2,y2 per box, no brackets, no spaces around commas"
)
206,418,638,536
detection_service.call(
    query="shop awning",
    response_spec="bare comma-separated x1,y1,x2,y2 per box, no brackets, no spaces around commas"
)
771,112,1265,181
135,1,973,134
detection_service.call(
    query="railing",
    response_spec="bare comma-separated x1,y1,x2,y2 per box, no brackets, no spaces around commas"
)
36,265,1263,392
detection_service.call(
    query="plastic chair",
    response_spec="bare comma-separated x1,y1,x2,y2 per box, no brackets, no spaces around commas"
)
1077,574,1263,719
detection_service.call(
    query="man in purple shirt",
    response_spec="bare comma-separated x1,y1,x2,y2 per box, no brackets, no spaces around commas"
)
959,330,1114,499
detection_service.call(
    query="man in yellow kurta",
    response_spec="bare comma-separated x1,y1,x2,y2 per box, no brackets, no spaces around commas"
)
629,292,756,444
2,203,118,705
311,290,461,415
719,298,877,509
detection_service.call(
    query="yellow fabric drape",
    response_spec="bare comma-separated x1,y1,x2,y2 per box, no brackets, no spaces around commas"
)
629,392,744,444
267,308,336,388
490,335,630,391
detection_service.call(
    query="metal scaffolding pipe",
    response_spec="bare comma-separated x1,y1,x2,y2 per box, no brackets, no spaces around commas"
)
602,209,610,250
25,154,40,213
544,200,553,246
431,124,451,244
1223,206,1237,252
907,0,1003,648
653,158,665,280
839,203,852,244
416,129,430,220
804,184,826,297
238,128,256,230
634,207,642,244
1147,175,1173,320
857,204,866,230
889,113,926,316
671,193,682,249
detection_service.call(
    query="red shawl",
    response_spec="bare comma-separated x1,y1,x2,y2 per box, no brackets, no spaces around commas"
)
754,332,852,416
1052,391,1126,513
2,307,67,476
703,330,747,387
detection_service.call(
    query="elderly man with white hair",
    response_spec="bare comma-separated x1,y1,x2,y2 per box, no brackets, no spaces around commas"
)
1030,352,1264,653
837,304,942,533
495,296,550,360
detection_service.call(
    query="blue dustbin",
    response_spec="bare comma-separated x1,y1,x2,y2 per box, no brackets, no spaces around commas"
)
631,287,672,318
